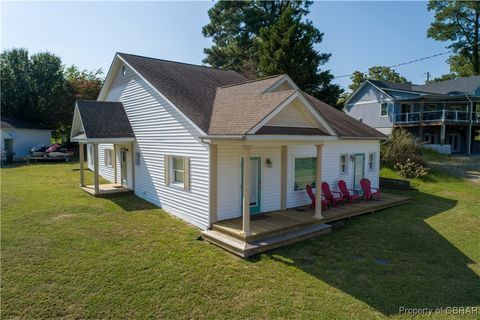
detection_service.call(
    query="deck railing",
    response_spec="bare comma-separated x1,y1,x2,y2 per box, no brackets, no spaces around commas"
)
394,109,478,124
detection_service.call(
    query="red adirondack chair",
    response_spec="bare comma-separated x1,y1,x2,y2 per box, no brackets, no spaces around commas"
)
338,180,361,203
321,182,343,207
306,184,329,210
360,178,381,200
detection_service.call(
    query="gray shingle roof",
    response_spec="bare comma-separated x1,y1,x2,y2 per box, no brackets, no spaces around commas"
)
1,116,48,130
118,53,248,133
76,100,135,139
370,76,480,96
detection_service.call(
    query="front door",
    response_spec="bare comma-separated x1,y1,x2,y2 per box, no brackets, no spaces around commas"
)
448,133,461,152
353,154,365,191
241,157,261,214
120,149,128,187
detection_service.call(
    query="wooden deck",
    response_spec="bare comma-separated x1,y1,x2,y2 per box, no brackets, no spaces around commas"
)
202,193,411,257
80,184,133,197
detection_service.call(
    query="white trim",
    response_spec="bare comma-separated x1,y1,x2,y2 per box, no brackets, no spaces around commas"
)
245,135,338,141
70,104,87,140
114,54,207,136
71,137,136,143
248,91,337,136
263,75,299,93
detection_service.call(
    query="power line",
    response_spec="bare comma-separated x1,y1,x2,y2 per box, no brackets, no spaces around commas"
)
333,41,480,79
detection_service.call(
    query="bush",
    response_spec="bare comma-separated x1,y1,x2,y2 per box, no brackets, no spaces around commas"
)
382,128,423,167
394,158,429,179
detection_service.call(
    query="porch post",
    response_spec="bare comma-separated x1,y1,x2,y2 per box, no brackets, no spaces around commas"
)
209,143,218,224
131,142,135,190
280,145,288,210
314,143,324,219
93,143,100,195
113,144,117,184
242,145,251,236
79,143,85,187
466,101,473,156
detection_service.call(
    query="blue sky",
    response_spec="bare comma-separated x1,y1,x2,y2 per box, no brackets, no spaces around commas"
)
1,1,451,90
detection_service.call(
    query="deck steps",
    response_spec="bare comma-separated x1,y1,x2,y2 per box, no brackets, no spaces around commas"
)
202,223,332,258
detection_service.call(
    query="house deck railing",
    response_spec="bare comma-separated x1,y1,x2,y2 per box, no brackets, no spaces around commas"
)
394,110,479,124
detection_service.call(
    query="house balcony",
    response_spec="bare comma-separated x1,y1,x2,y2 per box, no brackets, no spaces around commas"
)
393,110,480,125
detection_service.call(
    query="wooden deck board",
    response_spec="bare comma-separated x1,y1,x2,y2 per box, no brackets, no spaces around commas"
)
212,193,410,242
80,184,133,197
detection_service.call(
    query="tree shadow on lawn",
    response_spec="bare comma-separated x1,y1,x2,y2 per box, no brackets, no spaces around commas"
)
261,189,480,316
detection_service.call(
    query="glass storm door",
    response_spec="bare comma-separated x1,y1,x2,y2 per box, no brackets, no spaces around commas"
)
449,134,461,152
241,157,261,214
353,154,365,191
120,149,128,187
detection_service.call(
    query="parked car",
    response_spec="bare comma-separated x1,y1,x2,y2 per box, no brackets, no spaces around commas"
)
45,144,74,161
28,145,48,157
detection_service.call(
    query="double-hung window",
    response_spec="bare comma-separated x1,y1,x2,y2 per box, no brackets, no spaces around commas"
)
104,149,113,167
294,157,316,191
340,154,348,174
164,155,190,190
380,103,388,117
172,156,185,185
368,152,375,171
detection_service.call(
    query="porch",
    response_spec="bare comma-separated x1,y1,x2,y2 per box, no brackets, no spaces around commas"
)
80,183,133,197
202,193,411,257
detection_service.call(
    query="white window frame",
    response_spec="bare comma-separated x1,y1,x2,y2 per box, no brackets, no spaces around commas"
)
104,149,113,167
88,144,93,165
368,152,375,171
293,157,317,191
135,152,141,166
339,154,348,174
170,156,185,187
380,103,388,117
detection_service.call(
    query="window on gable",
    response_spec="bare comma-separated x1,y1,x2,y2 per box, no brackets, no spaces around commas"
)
340,154,348,174
294,157,316,191
368,152,375,171
104,149,113,167
381,103,388,116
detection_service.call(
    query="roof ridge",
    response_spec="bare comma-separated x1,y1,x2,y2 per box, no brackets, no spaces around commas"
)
117,52,240,73
218,74,285,89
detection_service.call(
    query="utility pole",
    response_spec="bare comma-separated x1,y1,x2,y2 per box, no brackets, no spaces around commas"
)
424,72,430,84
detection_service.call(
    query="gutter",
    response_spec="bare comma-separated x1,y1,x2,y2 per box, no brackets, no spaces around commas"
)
340,136,388,141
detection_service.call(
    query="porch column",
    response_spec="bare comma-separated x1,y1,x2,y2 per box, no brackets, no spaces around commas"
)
209,143,218,224
466,101,473,156
313,143,324,219
242,145,251,236
93,143,100,195
113,145,117,184
280,145,288,210
79,143,85,187
131,142,135,190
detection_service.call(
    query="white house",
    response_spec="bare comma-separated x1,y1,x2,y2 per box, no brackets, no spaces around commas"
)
1,116,51,161
70,53,394,257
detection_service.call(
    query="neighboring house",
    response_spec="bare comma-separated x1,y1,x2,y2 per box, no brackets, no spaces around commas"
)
70,52,387,253
345,76,480,155
1,116,51,161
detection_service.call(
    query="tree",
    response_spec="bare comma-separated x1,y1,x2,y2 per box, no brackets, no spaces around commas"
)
427,0,480,75
0,48,104,140
348,66,410,93
202,1,342,107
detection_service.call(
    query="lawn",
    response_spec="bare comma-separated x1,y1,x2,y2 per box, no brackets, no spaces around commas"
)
1,162,479,319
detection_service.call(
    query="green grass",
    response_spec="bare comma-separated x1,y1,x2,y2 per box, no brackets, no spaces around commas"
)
2,162,479,319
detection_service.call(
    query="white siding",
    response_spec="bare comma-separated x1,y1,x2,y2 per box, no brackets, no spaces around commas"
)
87,143,115,183
1,128,51,160
216,145,281,221
216,140,380,221
101,64,210,230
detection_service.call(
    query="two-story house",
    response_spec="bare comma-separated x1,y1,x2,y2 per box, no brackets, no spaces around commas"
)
345,76,480,155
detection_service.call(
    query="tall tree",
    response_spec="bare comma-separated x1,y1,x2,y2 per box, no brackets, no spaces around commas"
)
427,0,480,75
202,1,342,106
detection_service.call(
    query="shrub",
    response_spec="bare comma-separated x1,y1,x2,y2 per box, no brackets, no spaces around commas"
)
394,158,430,179
382,128,423,167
